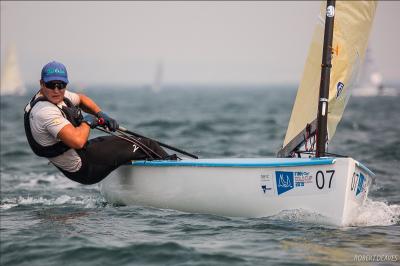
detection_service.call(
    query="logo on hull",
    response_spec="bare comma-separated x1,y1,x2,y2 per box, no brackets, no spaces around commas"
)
356,173,365,196
276,171,294,195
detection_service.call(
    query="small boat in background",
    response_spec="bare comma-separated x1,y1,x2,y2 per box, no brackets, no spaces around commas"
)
1,44,26,96
151,60,164,93
352,48,398,97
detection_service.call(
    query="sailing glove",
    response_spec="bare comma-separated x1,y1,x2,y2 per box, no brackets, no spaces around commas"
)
96,111,119,131
82,114,99,129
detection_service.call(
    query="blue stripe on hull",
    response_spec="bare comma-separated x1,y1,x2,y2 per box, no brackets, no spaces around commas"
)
131,158,336,168
355,161,375,176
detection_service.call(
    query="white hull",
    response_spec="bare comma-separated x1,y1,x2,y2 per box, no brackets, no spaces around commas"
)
100,157,374,226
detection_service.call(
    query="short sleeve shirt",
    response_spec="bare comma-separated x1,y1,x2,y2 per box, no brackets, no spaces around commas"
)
28,90,82,172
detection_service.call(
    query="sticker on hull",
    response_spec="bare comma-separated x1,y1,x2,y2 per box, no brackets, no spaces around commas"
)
276,171,294,195
356,173,365,196
273,169,334,196
260,173,274,196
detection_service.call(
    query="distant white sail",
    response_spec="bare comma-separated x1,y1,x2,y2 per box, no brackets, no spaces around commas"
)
151,60,163,93
281,1,377,155
0,45,26,96
352,47,398,97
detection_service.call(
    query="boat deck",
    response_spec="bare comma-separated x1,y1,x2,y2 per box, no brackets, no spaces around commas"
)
131,157,336,168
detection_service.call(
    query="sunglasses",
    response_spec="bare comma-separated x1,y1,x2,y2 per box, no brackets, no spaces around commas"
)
44,81,67,90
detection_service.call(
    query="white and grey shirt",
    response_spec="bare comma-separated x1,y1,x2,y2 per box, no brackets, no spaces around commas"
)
26,90,82,172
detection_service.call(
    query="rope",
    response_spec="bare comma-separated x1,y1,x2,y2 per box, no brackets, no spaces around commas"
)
95,127,160,160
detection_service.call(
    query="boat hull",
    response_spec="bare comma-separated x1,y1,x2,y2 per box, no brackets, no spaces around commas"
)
99,157,373,226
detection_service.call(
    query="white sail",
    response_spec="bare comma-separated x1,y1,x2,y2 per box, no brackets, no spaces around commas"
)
352,47,398,97
0,45,26,96
281,1,377,154
151,60,163,93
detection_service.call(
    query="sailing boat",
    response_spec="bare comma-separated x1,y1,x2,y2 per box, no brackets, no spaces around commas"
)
100,1,376,226
352,48,398,97
0,45,26,96
150,60,163,93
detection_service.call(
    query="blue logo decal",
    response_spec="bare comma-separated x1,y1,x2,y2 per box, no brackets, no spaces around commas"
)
336,82,344,98
356,173,365,196
276,171,294,195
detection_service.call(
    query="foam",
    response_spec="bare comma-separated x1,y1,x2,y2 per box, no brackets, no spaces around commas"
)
270,209,332,226
348,198,400,227
267,198,400,227
0,195,99,210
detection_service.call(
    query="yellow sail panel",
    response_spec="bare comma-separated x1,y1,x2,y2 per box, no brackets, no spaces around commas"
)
283,1,377,148
327,1,377,138
282,3,323,147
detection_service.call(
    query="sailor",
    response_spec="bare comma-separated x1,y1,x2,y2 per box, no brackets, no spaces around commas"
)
24,61,169,185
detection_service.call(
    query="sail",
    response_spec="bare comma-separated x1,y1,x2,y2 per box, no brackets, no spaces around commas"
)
357,48,382,88
151,60,163,93
279,1,377,156
0,45,26,96
352,47,398,97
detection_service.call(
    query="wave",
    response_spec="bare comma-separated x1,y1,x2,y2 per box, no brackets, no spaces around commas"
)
2,172,98,191
1,149,31,157
266,198,400,227
136,120,188,129
269,209,333,226
1,241,246,266
14,173,81,190
0,195,100,210
348,198,400,227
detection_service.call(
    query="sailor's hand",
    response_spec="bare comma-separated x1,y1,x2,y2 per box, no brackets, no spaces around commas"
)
82,114,99,129
97,111,119,131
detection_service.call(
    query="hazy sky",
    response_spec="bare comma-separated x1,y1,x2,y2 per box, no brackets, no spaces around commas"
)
1,1,399,87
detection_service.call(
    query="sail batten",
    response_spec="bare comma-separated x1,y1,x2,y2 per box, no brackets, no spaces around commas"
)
278,1,377,157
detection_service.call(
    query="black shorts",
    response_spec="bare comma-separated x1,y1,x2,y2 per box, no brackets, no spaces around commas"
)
58,135,169,185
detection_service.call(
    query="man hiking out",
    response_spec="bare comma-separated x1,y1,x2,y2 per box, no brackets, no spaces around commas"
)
24,61,171,185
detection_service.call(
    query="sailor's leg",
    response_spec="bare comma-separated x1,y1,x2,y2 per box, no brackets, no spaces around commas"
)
59,136,169,184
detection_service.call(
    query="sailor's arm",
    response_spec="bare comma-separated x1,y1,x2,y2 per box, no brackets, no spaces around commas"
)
57,123,90,149
77,93,118,131
39,105,91,150
78,93,101,115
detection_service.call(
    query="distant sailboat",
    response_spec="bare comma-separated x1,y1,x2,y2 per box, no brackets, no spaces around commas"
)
352,48,398,97
151,60,163,93
0,45,26,96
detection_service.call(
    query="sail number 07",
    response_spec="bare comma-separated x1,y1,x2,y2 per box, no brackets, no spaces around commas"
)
316,170,335,189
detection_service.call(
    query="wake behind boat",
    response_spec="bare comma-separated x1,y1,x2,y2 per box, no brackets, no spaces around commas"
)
100,1,377,226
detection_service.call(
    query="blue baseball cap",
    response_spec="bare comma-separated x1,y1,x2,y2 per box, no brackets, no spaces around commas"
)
41,61,69,83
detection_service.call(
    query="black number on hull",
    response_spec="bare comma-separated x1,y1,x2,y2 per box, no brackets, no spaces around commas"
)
316,170,335,189
316,171,325,189
327,170,335,188
351,172,358,191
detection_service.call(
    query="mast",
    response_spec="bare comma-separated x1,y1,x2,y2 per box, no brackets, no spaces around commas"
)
316,0,336,157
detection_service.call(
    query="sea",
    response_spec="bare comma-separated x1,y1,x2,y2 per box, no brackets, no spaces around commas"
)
1,85,399,266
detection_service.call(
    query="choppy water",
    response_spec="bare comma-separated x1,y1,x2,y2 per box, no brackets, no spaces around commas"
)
1,86,399,265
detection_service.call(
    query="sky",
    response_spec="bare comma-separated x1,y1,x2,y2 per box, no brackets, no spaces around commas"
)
1,1,400,87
